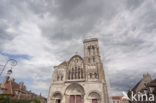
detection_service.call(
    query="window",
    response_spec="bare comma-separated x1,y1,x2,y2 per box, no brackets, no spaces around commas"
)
78,68,80,79
93,57,95,62
88,47,91,55
75,67,77,72
57,76,59,81
72,68,74,72
92,46,95,55
68,71,71,79
61,75,63,80
94,73,97,78
81,70,83,78
90,73,92,78
88,58,90,63
75,67,77,79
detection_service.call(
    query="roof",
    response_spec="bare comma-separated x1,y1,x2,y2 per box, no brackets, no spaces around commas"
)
68,55,83,63
150,79,156,83
112,96,129,101
148,79,156,87
112,96,122,100
132,80,142,91
0,78,47,100
58,61,67,66
83,38,98,43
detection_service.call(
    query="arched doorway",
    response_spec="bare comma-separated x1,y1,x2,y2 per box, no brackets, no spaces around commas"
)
65,83,85,103
52,92,62,103
88,92,100,103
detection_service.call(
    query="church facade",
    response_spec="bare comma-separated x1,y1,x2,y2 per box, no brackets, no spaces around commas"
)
48,38,110,103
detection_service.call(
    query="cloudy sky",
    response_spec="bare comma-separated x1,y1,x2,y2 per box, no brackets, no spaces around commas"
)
0,0,156,97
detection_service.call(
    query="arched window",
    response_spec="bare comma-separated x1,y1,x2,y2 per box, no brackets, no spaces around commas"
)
81,70,83,78
93,57,95,62
88,58,90,63
92,46,95,55
88,46,91,55
57,76,60,81
68,71,71,80
61,75,63,80
78,68,80,79
75,67,77,79
90,73,92,79
72,68,74,72
72,68,74,79
94,73,97,78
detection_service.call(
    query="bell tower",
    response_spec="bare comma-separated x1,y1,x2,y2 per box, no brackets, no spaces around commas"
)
83,38,101,64
83,38,104,81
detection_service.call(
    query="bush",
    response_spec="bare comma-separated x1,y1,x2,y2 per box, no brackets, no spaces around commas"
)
33,98,40,103
0,94,11,103
0,94,40,103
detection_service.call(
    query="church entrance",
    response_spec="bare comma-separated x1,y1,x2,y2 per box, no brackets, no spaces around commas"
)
88,92,100,103
65,83,84,103
52,92,62,103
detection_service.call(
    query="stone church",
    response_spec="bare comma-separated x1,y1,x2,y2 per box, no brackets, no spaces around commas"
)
48,38,110,103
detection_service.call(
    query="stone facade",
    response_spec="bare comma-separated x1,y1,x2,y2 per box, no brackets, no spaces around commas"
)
131,73,156,103
132,73,152,93
48,38,110,103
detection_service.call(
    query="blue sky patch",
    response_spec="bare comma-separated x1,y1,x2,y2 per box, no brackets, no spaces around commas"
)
0,50,31,60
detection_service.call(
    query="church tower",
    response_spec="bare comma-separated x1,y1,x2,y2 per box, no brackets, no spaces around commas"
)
48,38,110,103
83,38,106,82
83,38,100,64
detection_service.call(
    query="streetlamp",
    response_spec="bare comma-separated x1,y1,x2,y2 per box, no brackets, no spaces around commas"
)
0,59,17,78
0,59,17,94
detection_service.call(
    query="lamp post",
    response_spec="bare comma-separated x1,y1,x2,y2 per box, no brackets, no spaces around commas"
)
0,59,17,94
0,59,17,78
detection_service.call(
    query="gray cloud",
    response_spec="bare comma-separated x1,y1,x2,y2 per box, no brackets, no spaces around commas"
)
0,0,156,97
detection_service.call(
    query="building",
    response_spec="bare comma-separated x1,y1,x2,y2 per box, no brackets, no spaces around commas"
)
147,79,156,95
112,96,129,103
132,73,152,93
0,70,47,103
48,38,110,103
131,73,156,103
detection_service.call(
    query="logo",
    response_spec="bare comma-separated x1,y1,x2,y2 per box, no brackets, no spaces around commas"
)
122,91,155,101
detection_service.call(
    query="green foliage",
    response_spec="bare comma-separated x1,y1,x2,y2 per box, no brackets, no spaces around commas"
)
0,94,31,103
0,94,11,103
0,94,41,103
11,99,31,103
33,98,40,103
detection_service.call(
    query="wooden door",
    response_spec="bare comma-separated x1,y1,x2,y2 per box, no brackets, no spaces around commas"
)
76,95,81,103
70,95,75,103
92,99,97,103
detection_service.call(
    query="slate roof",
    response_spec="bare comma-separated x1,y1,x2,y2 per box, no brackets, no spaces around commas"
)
132,80,142,91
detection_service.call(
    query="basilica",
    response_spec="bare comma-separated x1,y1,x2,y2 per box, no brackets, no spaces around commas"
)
48,38,110,103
